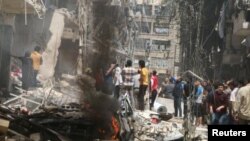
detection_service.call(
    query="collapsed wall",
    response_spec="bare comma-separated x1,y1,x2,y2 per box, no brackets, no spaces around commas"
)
39,10,65,82
11,9,65,83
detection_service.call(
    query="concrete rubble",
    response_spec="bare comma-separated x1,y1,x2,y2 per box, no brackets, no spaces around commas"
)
0,75,118,141
4,74,81,114
133,110,183,141
133,109,208,141
1,74,208,141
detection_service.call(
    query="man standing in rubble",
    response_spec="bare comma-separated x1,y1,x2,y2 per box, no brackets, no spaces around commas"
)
113,63,123,99
104,61,117,95
150,70,158,110
193,80,204,126
122,60,137,108
183,80,192,118
173,77,183,118
30,46,42,87
138,60,149,111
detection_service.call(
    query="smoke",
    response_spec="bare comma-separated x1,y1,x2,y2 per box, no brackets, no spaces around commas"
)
74,1,129,134
77,75,119,136
89,0,126,75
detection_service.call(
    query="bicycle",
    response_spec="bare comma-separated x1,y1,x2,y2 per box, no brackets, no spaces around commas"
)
119,88,134,116
118,86,135,141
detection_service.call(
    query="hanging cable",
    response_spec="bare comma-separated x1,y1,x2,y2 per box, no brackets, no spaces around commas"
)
0,0,3,11
24,0,27,25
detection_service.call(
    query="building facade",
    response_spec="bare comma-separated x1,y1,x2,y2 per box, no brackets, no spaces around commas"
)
178,0,250,81
133,0,180,76
221,0,250,80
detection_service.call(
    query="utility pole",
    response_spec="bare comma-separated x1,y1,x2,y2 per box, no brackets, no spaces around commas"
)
183,0,204,140
84,6,88,68
78,0,89,71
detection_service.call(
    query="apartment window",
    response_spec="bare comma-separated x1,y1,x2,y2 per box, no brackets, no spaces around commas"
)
155,6,161,16
136,22,147,33
150,58,174,69
154,27,169,34
160,6,171,17
151,40,171,51
150,58,168,68
135,39,148,51
135,5,152,16
139,22,151,33
135,4,143,14
144,5,153,16
136,4,152,16
154,23,169,34
150,44,158,51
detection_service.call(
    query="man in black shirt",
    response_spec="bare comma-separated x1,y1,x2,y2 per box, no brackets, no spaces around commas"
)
183,81,192,118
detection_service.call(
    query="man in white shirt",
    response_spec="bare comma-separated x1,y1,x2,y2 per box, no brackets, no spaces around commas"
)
113,64,123,99
235,79,250,124
229,80,244,123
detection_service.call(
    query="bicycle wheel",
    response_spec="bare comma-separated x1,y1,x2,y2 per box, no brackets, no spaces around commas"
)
125,98,133,116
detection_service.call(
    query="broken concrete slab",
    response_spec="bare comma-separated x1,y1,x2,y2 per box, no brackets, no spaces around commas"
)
133,110,183,141
39,9,65,82
0,119,10,134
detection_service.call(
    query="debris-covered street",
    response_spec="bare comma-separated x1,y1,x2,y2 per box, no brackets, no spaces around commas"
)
1,0,250,141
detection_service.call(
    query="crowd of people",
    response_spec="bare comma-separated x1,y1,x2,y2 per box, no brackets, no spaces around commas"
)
161,77,250,126
89,59,250,126
93,59,159,111
8,44,250,127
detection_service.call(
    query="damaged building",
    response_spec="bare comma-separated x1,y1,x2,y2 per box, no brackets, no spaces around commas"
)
0,0,210,141
179,0,250,80
133,0,181,77
0,0,89,95
0,0,121,139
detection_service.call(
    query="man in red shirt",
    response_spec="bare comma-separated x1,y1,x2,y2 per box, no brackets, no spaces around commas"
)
150,70,158,110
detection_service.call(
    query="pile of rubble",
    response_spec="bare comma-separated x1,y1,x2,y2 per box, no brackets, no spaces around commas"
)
0,103,108,141
132,96,208,141
0,75,119,141
133,110,183,141
132,110,208,141
1,74,208,141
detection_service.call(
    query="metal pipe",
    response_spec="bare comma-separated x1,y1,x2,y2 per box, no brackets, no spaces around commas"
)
24,0,27,25
182,70,204,81
152,102,167,114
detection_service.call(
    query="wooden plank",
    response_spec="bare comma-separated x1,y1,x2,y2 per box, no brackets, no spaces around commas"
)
0,119,10,134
